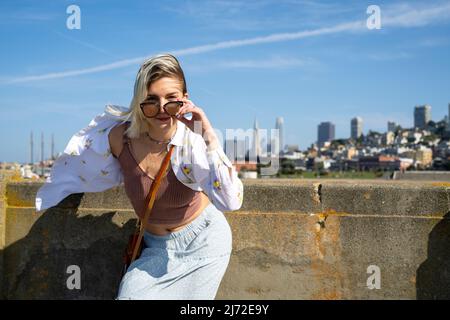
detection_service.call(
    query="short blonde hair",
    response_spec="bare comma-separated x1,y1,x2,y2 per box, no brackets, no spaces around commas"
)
105,53,187,138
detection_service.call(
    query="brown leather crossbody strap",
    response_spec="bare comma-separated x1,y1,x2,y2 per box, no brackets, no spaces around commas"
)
130,144,175,263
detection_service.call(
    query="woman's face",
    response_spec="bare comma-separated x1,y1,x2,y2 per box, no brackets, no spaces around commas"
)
143,76,187,131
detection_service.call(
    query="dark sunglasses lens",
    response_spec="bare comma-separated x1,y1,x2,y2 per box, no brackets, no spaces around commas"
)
141,103,159,117
165,102,181,115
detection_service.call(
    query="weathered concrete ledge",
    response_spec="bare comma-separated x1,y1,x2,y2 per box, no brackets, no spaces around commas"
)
1,179,449,299
393,170,450,181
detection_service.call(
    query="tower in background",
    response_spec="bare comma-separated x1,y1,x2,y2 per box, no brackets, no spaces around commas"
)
252,118,261,159
51,133,55,160
414,105,431,129
351,116,363,140
318,121,335,147
387,121,398,132
30,131,34,165
41,132,44,176
275,117,284,154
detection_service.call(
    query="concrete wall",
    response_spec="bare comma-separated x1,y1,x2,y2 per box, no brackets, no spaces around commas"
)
393,170,450,181
0,178,449,299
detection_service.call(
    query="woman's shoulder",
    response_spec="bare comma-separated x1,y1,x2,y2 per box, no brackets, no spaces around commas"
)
108,122,129,159
109,121,128,137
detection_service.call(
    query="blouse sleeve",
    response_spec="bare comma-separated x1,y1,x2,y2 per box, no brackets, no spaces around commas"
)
190,133,244,212
35,112,124,212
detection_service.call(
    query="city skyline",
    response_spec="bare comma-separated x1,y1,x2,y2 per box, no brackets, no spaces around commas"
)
13,101,450,165
313,103,448,148
1,0,450,163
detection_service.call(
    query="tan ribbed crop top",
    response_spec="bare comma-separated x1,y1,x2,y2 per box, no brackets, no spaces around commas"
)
114,124,204,224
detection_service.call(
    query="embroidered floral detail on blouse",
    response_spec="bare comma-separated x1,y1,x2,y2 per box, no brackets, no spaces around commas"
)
237,191,243,204
70,151,77,156
64,161,68,165
84,138,93,149
75,124,96,137
180,164,194,183
182,164,191,175
103,148,112,158
78,175,86,182
97,127,108,134
81,160,87,165
213,179,221,190
100,170,109,176
218,152,228,164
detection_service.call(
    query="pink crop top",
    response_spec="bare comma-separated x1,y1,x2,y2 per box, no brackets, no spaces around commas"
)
114,124,204,224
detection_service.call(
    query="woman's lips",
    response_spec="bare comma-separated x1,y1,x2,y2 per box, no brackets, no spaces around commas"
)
156,117,171,122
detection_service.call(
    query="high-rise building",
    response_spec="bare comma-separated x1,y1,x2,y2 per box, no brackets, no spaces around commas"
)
252,118,261,159
318,122,335,148
275,117,284,154
351,116,363,140
387,121,397,132
30,131,34,165
225,136,247,163
448,103,450,130
51,133,55,160
414,105,431,129
41,131,44,176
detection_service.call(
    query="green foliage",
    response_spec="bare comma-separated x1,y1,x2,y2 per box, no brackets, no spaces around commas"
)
280,158,295,174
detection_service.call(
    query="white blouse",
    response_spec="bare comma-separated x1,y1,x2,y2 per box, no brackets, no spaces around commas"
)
35,105,244,213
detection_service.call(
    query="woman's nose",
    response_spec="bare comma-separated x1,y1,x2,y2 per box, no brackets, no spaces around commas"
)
158,99,168,113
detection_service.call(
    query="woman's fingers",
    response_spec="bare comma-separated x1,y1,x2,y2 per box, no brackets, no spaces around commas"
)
176,106,190,117
177,104,198,118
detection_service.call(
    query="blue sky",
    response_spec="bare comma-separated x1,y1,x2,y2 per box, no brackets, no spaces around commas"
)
1,0,450,163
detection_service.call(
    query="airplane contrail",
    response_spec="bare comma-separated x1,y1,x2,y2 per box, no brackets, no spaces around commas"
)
4,2,450,84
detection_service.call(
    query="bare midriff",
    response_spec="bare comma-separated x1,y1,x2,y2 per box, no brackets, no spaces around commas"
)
144,192,211,236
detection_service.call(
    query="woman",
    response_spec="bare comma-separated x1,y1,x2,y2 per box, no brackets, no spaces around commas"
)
35,54,243,300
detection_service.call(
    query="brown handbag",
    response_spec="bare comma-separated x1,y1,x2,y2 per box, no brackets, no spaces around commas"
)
121,144,175,276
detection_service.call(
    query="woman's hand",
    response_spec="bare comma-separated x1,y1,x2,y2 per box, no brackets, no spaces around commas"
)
176,98,211,133
176,98,219,150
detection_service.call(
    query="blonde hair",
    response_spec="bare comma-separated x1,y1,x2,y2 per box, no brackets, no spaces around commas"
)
105,53,187,138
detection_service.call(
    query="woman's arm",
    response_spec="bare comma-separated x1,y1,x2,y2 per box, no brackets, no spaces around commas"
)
108,123,127,159
36,111,126,212
189,129,244,212
175,99,244,211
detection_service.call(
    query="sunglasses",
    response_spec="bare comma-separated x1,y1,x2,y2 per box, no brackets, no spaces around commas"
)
140,99,184,118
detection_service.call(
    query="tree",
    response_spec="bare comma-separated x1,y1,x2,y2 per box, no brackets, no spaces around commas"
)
280,158,295,175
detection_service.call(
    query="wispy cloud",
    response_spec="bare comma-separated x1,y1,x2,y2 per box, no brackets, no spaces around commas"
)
162,0,356,31
418,36,450,47
3,2,450,84
383,1,450,27
0,20,364,84
367,52,413,61
217,56,312,69
186,56,315,72
14,12,55,21
2,57,146,83
0,9,58,24
53,31,118,59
